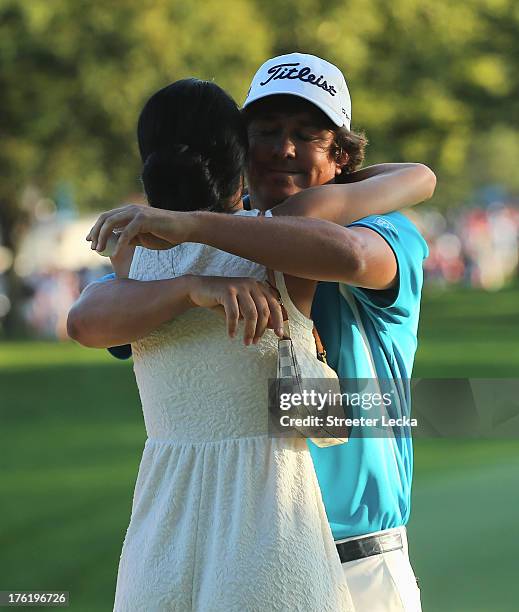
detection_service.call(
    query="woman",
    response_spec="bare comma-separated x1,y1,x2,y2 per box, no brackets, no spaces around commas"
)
88,79,428,611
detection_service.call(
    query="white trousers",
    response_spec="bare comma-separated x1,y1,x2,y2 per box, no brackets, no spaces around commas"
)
338,527,422,612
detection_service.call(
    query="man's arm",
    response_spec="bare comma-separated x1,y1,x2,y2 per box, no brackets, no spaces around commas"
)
345,212,429,312
67,272,286,349
67,275,195,348
184,163,434,286
341,227,397,289
190,214,399,288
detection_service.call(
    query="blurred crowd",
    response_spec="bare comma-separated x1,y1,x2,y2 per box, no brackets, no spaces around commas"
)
418,202,519,290
19,265,112,341
0,200,518,340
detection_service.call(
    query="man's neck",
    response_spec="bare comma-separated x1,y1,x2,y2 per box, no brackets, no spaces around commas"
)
246,191,283,212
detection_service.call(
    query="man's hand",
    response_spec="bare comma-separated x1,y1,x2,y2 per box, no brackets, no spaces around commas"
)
86,204,198,256
188,276,285,345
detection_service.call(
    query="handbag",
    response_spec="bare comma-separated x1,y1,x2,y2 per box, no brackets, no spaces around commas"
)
259,212,348,448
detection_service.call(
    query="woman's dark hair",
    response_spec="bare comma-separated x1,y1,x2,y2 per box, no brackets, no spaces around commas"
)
138,78,248,213
242,94,368,175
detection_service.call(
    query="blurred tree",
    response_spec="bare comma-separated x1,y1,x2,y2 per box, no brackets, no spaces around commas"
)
0,0,271,224
3,0,519,224
0,0,271,335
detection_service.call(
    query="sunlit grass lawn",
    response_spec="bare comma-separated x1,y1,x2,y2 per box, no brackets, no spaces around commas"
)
1,286,518,611
414,285,519,378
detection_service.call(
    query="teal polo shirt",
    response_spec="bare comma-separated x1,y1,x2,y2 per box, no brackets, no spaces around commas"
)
309,212,428,540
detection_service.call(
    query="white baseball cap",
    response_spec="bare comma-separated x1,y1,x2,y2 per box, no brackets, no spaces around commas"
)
243,52,351,130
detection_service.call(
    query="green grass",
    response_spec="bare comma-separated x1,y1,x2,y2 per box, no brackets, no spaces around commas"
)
0,346,143,612
1,287,519,611
411,286,519,612
408,440,519,612
414,285,519,377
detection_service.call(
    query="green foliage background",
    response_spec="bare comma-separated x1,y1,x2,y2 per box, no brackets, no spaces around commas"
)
2,0,519,247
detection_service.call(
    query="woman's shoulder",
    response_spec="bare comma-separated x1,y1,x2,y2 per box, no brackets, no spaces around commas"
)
129,208,268,281
110,243,135,278
128,245,181,281
129,241,265,282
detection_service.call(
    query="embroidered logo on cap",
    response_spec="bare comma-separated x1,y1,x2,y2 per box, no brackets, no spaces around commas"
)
259,62,337,97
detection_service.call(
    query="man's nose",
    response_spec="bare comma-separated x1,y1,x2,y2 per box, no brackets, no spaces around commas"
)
272,134,296,158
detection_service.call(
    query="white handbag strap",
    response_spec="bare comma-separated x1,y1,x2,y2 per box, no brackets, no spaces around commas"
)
273,269,294,338
258,209,291,339
260,209,326,362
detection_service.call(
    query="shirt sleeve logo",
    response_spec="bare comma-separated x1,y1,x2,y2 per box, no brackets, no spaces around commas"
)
374,217,398,232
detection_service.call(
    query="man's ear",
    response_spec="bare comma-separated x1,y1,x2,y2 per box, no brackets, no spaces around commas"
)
335,150,349,175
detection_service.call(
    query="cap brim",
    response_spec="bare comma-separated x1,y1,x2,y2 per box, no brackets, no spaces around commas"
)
243,89,348,128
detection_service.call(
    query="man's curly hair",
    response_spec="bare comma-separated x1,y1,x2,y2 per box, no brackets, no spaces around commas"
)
330,126,368,176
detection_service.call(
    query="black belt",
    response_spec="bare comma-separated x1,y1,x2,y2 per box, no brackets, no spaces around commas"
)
336,531,403,563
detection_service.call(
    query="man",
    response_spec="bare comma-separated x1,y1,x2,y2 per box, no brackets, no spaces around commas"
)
68,53,434,610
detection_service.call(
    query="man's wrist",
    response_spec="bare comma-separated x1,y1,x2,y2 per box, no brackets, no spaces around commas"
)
150,209,203,245
173,274,198,309
185,210,212,244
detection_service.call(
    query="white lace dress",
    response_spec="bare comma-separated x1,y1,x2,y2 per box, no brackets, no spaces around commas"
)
112,208,352,612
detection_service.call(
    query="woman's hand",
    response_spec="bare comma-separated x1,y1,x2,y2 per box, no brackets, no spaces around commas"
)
188,275,285,346
86,204,198,256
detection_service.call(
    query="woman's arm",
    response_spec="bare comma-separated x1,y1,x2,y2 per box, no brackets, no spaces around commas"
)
270,163,436,224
